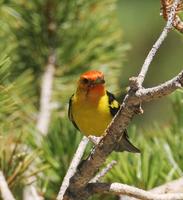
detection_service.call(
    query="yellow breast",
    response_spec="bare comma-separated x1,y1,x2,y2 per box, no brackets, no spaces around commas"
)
72,94,112,136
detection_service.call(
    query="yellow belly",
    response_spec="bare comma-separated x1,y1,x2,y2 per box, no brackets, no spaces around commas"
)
72,95,112,136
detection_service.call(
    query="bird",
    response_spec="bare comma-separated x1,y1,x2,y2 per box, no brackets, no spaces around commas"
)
68,70,140,153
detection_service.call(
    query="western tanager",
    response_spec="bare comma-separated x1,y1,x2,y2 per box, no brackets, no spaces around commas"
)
68,70,140,153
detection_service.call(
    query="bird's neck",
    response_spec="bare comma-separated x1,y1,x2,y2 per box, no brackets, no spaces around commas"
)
76,85,105,102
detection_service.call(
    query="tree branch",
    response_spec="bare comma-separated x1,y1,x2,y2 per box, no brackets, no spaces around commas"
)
119,177,183,200
62,67,183,200
90,160,117,183
135,70,183,102
36,0,57,137
89,182,183,200
56,137,89,200
0,171,16,200
150,177,183,194
161,0,183,33
36,52,56,136
137,0,180,86
60,1,182,200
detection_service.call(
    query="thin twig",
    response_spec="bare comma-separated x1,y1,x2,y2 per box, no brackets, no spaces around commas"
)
135,70,183,102
161,0,183,33
137,0,180,86
23,186,43,200
0,171,16,200
56,136,89,200
89,182,183,200
90,160,117,183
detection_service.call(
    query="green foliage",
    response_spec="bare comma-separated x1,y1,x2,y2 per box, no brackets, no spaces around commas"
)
171,90,183,130
105,127,180,190
0,55,15,118
1,0,129,104
38,116,82,199
0,54,47,199
0,0,128,199
0,0,183,200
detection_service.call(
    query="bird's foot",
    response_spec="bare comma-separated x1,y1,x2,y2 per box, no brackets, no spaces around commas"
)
88,135,102,145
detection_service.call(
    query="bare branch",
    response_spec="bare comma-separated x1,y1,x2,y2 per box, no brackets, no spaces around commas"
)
61,1,182,200
136,70,183,102
119,177,183,200
36,52,56,136
36,0,57,137
161,0,183,33
150,177,183,194
90,160,117,183
137,0,180,86
56,137,89,200
89,182,183,200
0,171,16,200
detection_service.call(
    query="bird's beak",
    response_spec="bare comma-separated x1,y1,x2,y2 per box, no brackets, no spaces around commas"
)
93,77,105,85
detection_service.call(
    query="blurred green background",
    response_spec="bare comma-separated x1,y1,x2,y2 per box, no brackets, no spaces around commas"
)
0,0,183,200
118,0,183,128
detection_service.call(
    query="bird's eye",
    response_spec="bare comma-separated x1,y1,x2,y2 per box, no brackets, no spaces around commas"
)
82,78,89,84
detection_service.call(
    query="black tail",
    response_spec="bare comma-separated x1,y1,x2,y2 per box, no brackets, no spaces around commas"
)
114,131,140,153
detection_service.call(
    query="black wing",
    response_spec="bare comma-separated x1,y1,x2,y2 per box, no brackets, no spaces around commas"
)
107,91,140,153
68,94,80,131
106,91,120,117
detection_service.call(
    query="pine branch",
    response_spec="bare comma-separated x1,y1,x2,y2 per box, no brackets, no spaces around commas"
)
23,53,56,200
25,1,57,199
36,52,56,137
60,1,182,200
36,0,57,137
0,171,16,200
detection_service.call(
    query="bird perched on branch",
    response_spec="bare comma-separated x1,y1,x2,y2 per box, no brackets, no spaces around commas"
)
68,70,140,153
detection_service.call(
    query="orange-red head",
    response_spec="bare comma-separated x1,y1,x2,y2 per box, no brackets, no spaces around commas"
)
77,70,105,97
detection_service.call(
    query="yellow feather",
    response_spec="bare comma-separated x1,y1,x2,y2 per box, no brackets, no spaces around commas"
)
110,99,119,109
71,92,112,136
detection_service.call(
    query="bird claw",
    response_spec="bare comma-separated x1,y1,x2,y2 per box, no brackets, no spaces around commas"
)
88,135,102,145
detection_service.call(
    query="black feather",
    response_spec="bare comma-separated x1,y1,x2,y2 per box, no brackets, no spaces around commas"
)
107,91,140,153
106,91,120,117
68,94,80,131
